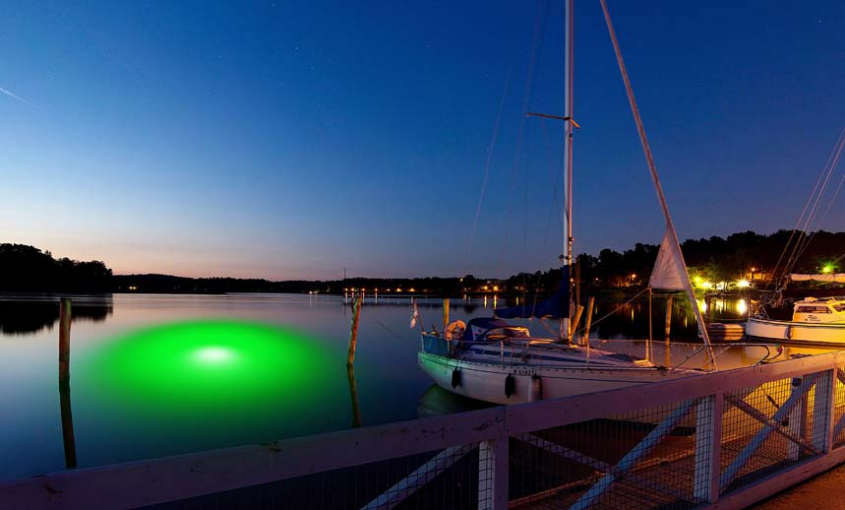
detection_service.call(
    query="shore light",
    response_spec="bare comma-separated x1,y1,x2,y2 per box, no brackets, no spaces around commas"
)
737,279,750,288
823,264,835,274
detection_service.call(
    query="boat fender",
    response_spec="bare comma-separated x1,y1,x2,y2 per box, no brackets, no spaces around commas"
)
530,374,542,402
451,368,461,389
505,374,515,398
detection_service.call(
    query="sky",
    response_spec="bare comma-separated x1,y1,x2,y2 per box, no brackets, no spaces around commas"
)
0,0,842,280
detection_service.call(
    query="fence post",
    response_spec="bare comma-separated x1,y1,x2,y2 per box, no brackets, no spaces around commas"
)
694,393,723,503
478,437,508,510
788,377,808,461
813,368,836,453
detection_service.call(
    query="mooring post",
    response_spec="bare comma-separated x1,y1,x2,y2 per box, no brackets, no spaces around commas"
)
346,365,362,428
569,305,584,342
442,298,450,331
59,298,72,382
346,297,362,367
647,288,653,362
582,297,594,347
665,294,673,342
58,298,77,468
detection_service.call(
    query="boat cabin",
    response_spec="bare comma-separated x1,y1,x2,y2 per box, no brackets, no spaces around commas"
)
792,297,845,324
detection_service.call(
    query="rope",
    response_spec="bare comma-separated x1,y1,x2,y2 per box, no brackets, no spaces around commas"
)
572,287,650,335
370,317,405,341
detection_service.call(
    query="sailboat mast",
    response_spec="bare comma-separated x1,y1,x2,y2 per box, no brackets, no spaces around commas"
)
560,0,575,342
598,0,716,369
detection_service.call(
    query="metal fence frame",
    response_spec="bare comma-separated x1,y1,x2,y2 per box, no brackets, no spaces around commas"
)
5,350,845,510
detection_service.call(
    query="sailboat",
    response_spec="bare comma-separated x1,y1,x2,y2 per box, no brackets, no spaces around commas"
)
417,0,718,405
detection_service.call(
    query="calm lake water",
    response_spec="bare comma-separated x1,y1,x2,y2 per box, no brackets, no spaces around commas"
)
0,292,823,481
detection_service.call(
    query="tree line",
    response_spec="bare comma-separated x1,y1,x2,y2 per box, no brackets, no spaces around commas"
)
0,244,112,292
5,230,845,294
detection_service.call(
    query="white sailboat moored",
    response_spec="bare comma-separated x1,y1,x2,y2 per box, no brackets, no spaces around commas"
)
417,0,719,405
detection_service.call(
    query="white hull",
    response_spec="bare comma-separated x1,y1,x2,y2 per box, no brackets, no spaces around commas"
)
417,351,699,406
746,317,845,345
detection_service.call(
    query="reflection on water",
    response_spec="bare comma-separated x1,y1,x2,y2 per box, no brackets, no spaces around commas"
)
590,294,754,342
417,384,494,418
0,292,832,482
0,295,113,335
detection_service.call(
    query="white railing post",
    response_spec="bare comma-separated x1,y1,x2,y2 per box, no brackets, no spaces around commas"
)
788,377,809,461
478,437,508,510
813,368,836,453
694,392,723,503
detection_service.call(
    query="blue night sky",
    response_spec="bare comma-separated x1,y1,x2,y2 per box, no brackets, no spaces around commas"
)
0,1,842,280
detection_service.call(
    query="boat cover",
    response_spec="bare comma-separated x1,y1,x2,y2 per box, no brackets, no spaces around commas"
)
463,317,511,341
791,274,845,283
494,266,570,319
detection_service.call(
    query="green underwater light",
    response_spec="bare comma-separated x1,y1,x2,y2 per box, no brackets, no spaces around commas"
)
192,346,236,365
78,319,343,418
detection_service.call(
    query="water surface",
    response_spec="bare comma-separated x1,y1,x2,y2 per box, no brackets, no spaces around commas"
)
0,292,819,481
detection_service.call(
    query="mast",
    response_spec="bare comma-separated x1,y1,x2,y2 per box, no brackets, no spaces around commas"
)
598,0,716,369
561,0,575,342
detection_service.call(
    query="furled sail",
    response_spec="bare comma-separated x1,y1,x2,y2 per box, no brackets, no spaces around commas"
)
648,230,687,291
494,266,570,319
790,273,845,283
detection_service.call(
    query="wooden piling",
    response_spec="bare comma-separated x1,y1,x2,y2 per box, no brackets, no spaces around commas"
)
58,298,76,468
346,297,362,367
346,365,362,428
569,305,584,341
59,298,72,382
442,298,450,331
582,297,595,347
664,294,674,343
59,381,77,468
647,288,653,363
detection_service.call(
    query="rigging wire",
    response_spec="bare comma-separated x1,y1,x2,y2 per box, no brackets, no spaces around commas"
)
468,69,511,259
785,134,841,267
770,127,845,286
572,286,650,335
791,128,845,266
497,0,550,269
541,118,566,246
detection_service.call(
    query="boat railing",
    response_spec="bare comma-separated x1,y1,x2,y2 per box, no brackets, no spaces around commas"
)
5,350,845,509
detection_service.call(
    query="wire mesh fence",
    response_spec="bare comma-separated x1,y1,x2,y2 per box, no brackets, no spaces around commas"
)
833,365,845,449
140,443,483,510
510,401,703,510
7,353,845,510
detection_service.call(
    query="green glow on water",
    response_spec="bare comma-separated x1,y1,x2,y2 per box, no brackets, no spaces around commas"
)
76,320,349,448
192,346,236,364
